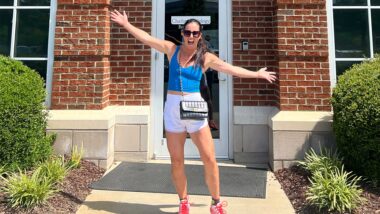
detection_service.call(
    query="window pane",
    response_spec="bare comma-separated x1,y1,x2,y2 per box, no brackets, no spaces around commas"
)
0,10,12,56
333,0,367,6
0,0,13,6
372,0,380,6
334,9,370,58
15,9,49,57
17,0,50,6
336,61,361,77
22,60,47,81
373,10,380,54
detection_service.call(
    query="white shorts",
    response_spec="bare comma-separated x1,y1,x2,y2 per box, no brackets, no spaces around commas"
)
164,93,208,133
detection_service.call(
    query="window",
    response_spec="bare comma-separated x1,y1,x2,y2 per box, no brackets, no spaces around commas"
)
0,0,56,106
329,0,380,84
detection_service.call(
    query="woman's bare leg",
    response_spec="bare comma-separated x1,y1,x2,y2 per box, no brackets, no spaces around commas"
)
166,131,188,199
189,125,220,199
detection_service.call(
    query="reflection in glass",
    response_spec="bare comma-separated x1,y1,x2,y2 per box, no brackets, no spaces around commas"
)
15,9,49,57
336,61,361,77
372,0,380,6
22,60,47,81
0,0,13,6
17,0,50,6
0,10,12,56
373,10,380,54
333,0,367,6
334,9,370,58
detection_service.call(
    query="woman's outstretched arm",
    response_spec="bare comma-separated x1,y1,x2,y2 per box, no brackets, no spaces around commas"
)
204,53,277,83
110,10,176,56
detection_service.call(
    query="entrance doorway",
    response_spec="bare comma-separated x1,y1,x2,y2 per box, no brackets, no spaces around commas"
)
152,0,231,159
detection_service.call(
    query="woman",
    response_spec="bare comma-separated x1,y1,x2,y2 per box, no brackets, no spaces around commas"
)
110,10,277,214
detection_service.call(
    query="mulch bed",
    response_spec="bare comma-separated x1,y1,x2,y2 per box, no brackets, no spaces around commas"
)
0,160,105,214
274,165,380,214
2,161,379,213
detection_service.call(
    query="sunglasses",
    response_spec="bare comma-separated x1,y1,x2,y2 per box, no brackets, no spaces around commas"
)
183,30,201,38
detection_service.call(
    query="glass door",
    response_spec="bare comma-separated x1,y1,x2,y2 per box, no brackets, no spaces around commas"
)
152,0,230,159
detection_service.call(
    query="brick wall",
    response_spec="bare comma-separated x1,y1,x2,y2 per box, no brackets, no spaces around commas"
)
53,0,111,110
52,0,331,111
274,0,331,111
110,0,152,105
232,0,279,107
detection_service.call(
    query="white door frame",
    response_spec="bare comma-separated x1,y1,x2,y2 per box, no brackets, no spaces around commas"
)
150,0,233,159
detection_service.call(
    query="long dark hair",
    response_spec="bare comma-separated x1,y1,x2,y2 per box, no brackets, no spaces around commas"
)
182,19,209,69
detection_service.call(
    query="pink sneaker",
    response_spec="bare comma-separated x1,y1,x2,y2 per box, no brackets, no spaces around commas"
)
210,201,228,214
178,196,190,214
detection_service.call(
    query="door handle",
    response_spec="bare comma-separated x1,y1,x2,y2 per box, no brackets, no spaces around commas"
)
218,72,227,81
218,59,227,81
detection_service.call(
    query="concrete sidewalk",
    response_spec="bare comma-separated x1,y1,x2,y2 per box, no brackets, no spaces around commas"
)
76,161,295,214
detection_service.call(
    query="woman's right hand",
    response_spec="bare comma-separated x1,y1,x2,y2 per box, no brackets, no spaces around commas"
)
110,9,176,57
110,10,129,27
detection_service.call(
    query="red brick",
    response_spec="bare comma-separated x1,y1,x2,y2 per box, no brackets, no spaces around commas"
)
52,0,330,111
281,105,298,111
298,105,316,111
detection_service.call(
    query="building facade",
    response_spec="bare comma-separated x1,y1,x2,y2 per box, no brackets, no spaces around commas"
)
1,0,379,169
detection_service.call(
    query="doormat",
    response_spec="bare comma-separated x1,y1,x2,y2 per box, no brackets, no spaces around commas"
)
90,162,267,198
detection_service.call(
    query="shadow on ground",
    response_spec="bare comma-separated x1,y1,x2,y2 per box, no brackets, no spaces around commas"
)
83,200,207,214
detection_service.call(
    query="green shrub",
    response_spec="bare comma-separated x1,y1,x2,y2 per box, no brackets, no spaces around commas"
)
0,169,56,208
0,165,6,176
331,56,380,185
66,143,84,169
306,167,364,213
38,156,68,185
298,148,342,176
0,55,53,171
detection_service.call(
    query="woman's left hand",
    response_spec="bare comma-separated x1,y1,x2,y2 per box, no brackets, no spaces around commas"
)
257,67,277,83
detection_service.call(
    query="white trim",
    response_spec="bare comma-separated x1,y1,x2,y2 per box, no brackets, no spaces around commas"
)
332,6,380,9
368,0,374,58
13,57,48,60
226,0,234,159
150,0,157,159
218,0,230,159
0,6,50,9
46,0,57,108
10,6,17,58
326,0,336,87
150,0,165,159
335,58,367,61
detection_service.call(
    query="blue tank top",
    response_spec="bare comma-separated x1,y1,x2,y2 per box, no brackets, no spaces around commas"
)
167,46,203,93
